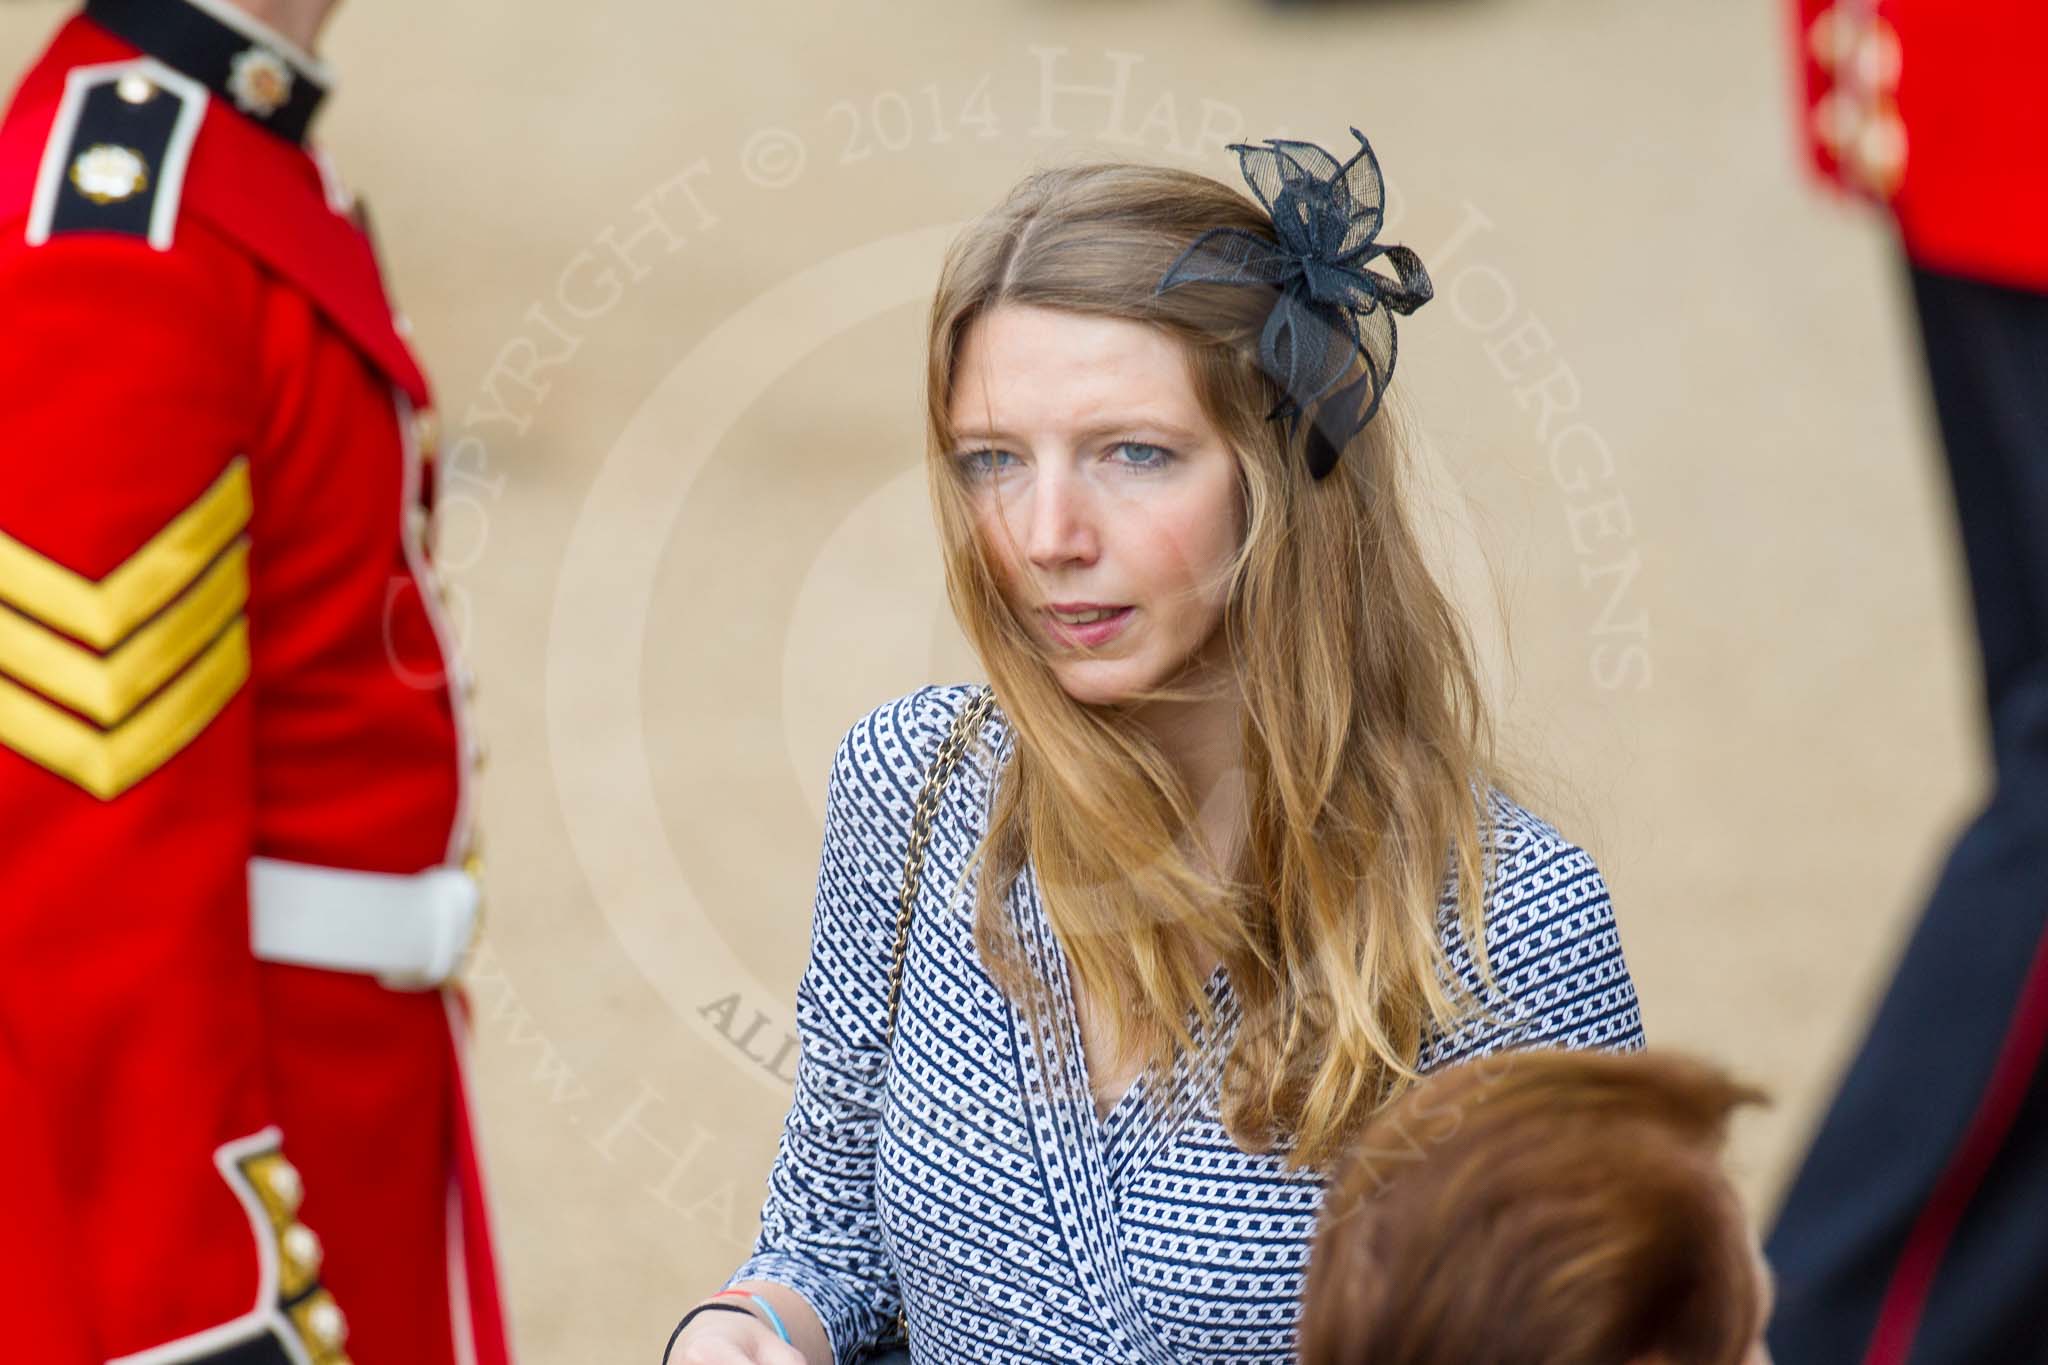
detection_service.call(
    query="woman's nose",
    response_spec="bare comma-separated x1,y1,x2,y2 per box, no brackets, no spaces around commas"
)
1021,464,1098,569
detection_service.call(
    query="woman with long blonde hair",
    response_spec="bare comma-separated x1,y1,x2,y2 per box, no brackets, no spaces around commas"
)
665,130,1644,1365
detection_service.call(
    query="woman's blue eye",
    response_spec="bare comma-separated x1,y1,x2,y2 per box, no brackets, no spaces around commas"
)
959,448,1016,473
1113,441,1172,468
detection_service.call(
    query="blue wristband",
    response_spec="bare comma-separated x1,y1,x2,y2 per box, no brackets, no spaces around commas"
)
720,1290,792,1344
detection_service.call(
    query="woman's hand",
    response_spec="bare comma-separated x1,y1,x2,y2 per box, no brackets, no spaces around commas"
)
664,1304,810,1365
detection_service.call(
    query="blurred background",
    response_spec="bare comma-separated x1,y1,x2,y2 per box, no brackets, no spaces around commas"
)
0,0,1978,1358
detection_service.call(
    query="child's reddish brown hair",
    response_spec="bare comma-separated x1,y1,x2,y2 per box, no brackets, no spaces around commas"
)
1299,1048,1769,1365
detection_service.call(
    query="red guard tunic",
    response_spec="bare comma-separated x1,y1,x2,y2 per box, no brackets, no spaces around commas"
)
1791,0,2048,291
0,2,511,1362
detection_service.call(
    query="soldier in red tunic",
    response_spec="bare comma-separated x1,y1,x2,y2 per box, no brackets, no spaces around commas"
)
0,1,513,1361
1771,3,2048,1361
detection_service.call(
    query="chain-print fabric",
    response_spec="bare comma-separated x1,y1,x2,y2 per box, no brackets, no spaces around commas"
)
724,685,1645,1363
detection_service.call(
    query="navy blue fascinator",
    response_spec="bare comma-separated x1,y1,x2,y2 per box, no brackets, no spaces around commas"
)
1155,128,1432,480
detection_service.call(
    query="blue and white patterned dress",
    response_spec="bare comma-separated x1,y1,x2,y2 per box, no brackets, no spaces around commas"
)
723,684,1644,1363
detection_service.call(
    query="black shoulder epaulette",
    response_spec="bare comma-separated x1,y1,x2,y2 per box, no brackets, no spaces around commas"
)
26,57,207,251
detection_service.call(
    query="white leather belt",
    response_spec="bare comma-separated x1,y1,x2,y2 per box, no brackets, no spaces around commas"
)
248,856,480,991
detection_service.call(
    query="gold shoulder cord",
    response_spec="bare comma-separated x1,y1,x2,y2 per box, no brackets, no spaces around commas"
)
877,683,996,1350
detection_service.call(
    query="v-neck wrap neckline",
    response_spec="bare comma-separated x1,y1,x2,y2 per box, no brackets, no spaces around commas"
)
729,684,1647,1363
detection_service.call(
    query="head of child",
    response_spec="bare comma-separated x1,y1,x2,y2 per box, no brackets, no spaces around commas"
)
1300,1048,1774,1365
919,153,1507,1171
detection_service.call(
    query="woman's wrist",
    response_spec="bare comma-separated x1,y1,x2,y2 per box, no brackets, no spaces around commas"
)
709,1290,792,1342
664,1289,798,1363
722,1279,831,1363
663,1299,758,1362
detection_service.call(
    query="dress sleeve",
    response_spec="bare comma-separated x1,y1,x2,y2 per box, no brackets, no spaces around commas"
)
723,690,942,1361
1421,795,1647,1069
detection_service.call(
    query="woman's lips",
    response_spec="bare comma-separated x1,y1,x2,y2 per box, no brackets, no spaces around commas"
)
1043,606,1134,648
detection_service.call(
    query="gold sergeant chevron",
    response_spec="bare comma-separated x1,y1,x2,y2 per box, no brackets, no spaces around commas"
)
0,457,253,799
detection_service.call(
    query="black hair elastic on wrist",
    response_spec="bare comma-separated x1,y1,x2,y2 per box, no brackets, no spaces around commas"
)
663,1300,761,1363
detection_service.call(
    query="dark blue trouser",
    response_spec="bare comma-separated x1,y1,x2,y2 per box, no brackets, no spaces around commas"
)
1767,264,2048,1364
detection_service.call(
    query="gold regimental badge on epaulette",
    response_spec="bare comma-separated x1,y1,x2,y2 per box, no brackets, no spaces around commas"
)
26,57,206,250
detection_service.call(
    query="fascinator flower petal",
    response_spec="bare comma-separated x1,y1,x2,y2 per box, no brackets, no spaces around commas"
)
1156,127,1433,479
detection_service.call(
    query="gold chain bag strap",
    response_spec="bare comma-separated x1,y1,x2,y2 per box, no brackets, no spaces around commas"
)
868,685,996,1357
884,685,996,1033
